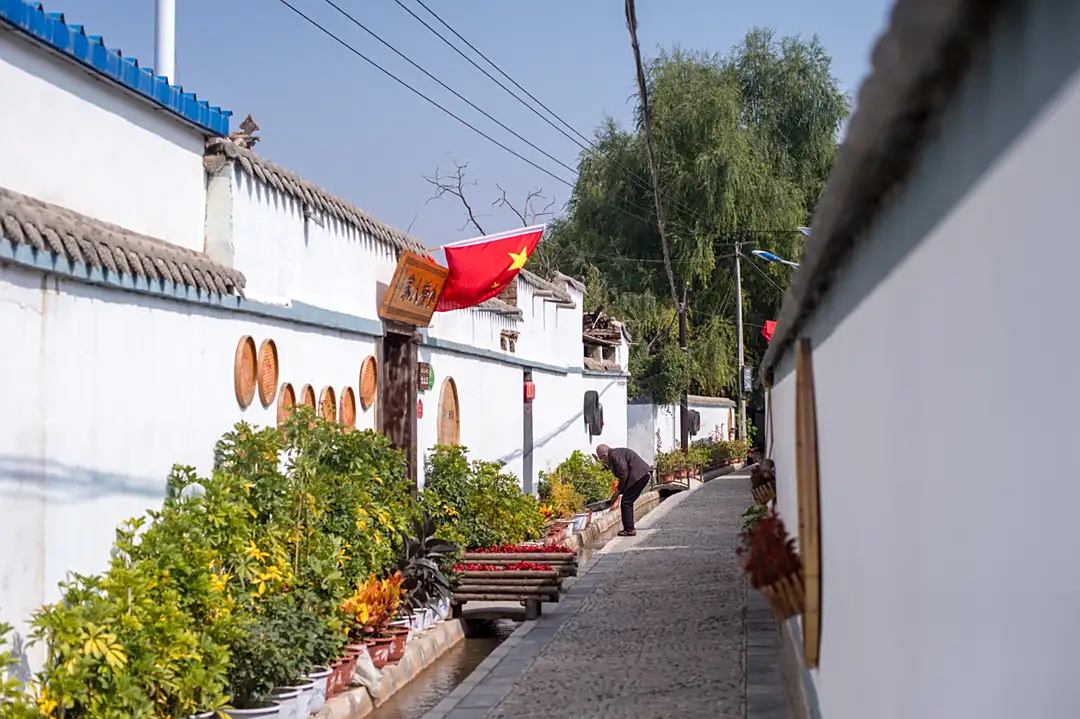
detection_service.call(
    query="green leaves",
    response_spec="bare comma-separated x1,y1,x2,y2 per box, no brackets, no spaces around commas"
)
539,451,615,506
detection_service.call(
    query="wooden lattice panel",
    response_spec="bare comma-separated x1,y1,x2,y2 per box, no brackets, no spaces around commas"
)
257,339,279,407
234,336,257,409
319,386,337,422
360,356,378,410
277,383,296,427
339,387,357,430
300,384,316,410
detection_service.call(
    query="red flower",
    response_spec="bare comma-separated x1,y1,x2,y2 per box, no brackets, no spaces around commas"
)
472,543,572,554
453,561,554,572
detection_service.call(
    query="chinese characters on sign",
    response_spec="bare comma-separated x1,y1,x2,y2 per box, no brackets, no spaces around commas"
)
378,252,450,327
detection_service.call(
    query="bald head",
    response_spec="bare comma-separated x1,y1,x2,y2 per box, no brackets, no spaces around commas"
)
595,444,610,462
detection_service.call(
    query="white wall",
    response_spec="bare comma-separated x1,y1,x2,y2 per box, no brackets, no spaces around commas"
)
0,264,380,638
627,398,734,464
767,5,1080,716
0,32,208,251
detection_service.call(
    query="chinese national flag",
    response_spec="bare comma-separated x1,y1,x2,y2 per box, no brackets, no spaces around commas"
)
762,320,777,342
435,225,545,311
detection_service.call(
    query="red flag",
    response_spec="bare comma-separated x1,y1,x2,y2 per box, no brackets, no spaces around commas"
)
435,225,545,311
761,320,777,342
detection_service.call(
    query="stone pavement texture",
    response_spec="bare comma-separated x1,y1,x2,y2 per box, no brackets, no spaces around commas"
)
426,473,776,719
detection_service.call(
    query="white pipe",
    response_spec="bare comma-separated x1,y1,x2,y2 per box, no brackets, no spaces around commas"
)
154,0,175,83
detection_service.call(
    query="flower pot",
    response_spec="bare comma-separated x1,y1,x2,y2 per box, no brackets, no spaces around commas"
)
365,637,394,669
660,473,674,484
435,595,451,620
328,651,358,698
676,469,689,479
306,666,332,713
269,688,301,719
222,702,280,718
387,627,409,662
758,570,806,620
390,618,415,643
274,679,316,719
751,479,776,505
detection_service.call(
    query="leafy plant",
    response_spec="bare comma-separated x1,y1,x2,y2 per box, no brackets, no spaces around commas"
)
225,594,310,709
737,509,801,589
537,473,584,519
422,446,543,549
740,504,769,537
539,451,614,505
394,514,457,614
340,574,404,639
0,621,37,719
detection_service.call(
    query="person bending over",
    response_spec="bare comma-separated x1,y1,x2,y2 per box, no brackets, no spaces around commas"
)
595,444,651,536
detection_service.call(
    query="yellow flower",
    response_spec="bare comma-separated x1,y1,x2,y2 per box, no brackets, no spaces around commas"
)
244,541,268,562
37,690,58,716
442,503,458,518
242,482,255,493
210,572,231,593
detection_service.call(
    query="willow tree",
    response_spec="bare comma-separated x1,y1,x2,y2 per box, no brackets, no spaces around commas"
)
537,30,848,403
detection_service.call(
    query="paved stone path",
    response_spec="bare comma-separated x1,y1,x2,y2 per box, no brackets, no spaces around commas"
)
426,473,782,719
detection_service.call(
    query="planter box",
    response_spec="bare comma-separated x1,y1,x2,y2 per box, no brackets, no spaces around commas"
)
758,570,805,620
751,479,776,505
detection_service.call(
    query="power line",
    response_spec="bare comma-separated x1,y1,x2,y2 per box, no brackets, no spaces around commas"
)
273,0,575,189
318,0,579,179
739,249,786,293
398,0,710,228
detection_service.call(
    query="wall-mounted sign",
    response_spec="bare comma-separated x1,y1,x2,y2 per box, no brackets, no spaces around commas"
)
742,366,754,394
417,398,424,419
378,252,449,326
417,362,434,392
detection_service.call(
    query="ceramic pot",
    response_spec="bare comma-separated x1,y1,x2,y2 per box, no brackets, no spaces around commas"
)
365,637,394,669
268,688,300,719
221,702,280,718
434,596,451,620
387,627,409,662
306,666,332,713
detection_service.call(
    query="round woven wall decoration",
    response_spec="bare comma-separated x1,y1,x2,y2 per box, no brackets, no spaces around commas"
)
277,383,296,427
339,387,357,430
234,336,257,409
257,339,279,407
300,384,316,410
359,356,378,410
319,386,337,422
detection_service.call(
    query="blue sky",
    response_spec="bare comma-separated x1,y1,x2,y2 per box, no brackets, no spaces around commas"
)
42,0,892,245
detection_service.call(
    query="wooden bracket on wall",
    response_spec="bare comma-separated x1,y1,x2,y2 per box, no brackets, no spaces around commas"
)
795,338,822,668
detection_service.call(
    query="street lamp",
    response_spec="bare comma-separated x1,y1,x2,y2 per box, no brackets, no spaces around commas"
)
750,249,800,269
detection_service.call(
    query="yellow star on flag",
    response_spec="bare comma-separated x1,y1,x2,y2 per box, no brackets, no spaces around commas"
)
507,246,529,271
491,280,502,289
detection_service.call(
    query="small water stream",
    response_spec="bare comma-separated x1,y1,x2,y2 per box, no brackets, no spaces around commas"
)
367,619,517,719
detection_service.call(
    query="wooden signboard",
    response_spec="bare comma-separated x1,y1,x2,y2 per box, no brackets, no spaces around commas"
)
378,252,449,327
795,338,822,668
417,362,433,392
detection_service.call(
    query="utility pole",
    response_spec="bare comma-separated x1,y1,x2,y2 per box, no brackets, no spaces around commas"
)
624,0,690,451
735,241,747,441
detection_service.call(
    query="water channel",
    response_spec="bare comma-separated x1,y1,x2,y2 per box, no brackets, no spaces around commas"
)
367,619,518,719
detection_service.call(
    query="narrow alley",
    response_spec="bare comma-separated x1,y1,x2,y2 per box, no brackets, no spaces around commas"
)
426,473,777,719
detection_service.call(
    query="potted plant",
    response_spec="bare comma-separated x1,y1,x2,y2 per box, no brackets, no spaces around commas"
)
394,514,456,640
340,573,404,669
655,451,677,483
738,509,804,619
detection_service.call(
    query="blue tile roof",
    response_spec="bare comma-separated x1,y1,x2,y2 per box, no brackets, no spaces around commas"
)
0,0,231,135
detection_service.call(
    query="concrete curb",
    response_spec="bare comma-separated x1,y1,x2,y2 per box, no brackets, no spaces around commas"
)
318,618,467,719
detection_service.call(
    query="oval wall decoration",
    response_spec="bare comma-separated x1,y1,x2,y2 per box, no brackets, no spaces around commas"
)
319,386,337,422
257,339,279,407
277,383,296,427
339,387,357,430
300,384,316,410
234,336,257,409
437,377,460,446
360,356,378,410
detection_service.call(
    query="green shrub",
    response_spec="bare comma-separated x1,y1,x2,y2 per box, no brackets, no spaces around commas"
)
539,451,614,505
422,446,543,550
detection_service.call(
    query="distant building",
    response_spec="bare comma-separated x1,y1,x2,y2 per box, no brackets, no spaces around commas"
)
628,395,736,465
762,0,1080,717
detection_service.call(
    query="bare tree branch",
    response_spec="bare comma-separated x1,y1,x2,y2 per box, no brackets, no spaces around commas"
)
423,160,486,234
492,183,557,227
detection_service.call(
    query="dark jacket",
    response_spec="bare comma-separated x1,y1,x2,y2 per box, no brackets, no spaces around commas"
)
606,447,651,493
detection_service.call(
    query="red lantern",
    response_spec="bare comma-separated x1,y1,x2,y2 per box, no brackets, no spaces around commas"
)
523,381,536,402
417,399,424,418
